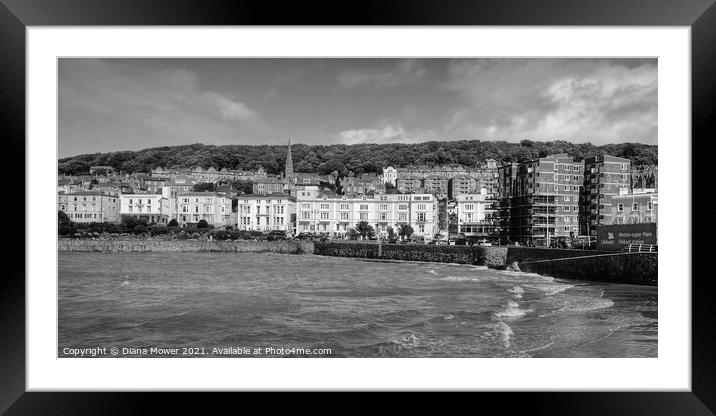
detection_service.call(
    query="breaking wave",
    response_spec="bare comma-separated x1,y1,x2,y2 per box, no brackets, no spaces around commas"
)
495,300,533,318
507,286,525,298
496,321,513,348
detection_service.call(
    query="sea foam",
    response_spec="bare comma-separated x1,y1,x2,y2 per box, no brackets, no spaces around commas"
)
495,300,533,318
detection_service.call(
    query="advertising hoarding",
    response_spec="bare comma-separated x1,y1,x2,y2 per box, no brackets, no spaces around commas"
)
596,223,657,251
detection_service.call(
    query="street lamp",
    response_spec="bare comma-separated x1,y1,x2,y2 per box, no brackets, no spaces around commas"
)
376,222,383,257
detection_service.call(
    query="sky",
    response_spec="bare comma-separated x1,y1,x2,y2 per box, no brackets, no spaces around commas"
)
58,58,657,158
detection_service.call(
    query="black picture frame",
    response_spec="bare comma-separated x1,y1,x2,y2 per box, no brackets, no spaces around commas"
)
2,0,713,414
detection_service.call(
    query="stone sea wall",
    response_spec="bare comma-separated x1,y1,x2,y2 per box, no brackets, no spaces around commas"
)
517,252,658,286
504,247,613,264
312,242,657,285
58,238,315,254
313,242,508,267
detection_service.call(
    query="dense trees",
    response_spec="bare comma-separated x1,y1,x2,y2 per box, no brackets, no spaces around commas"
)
58,211,73,235
230,180,253,195
354,221,375,239
58,140,658,176
397,223,414,241
193,182,216,192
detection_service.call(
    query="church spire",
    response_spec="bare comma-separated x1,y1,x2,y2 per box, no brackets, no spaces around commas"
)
285,139,294,180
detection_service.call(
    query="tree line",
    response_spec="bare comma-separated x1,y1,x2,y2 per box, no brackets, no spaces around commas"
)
59,140,658,177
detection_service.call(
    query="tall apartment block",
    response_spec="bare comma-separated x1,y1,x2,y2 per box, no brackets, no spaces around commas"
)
581,155,632,236
498,154,583,245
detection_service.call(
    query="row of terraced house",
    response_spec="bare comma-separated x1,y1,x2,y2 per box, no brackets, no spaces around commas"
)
58,142,657,244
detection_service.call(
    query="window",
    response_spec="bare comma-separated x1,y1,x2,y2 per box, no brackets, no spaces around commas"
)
398,204,408,210
320,203,330,210
301,203,311,209
320,212,329,220
417,204,426,210
340,203,349,210
632,203,638,211
618,203,624,212
379,204,388,210
418,224,425,233
340,212,349,220
647,201,653,211
398,212,407,222
554,164,558,171
554,174,558,181
417,212,426,222
360,204,368,210
564,196,571,202
465,204,474,211
380,213,387,221
359,212,368,220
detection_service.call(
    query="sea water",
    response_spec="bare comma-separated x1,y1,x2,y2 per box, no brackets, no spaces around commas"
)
58,252,657,358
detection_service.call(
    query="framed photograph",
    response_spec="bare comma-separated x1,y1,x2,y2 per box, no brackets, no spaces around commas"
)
4,0,714,413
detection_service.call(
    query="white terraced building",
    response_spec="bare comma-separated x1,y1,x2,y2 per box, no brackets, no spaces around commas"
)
236,194,296,232
119,192,171,224
176,192,232,227
295,189,439,239
455,190,499,237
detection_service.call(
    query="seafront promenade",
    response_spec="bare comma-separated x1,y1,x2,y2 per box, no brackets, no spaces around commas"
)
58,238,657,286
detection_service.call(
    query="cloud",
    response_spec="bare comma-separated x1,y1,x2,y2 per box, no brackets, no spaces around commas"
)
442,59,657,144
59,59,263,155
337,118,440,145
338,122,406,145
195,91,257,120
338,59,427,90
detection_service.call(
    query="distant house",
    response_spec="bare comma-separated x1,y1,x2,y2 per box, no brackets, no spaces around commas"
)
61,191,121,223
253,176,285,195
119,193,171,225
236,194,296,232
176,192,232,227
